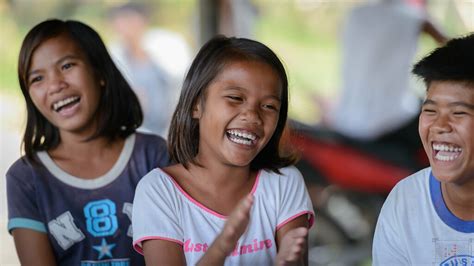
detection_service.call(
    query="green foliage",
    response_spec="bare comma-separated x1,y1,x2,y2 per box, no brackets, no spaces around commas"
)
0,8,22,95
0,0,469,122
255,2,350,122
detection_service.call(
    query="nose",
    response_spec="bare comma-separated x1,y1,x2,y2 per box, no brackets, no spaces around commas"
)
430,113,452,134
47,71,66,95
241,105,262,125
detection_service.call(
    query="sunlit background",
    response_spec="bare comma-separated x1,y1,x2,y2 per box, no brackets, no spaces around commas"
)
0,0,472,265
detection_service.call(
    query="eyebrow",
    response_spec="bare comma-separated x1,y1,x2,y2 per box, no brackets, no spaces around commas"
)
224,86,282,102
27,55,80,78
422,99,474,109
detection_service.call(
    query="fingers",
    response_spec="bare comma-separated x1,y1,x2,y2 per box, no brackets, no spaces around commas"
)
276,227,308,266
217,195,254,255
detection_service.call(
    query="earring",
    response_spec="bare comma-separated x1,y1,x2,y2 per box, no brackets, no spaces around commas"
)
100,80,105,87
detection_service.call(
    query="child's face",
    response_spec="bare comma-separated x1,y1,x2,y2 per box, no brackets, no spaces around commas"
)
419,81,474,185
193,60,282,167
27,34,102,137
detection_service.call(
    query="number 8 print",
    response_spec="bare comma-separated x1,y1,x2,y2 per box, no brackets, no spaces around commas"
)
84,199,118,237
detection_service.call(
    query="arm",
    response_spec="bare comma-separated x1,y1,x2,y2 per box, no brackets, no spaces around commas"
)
12,228,56,266
275,216,309,266
7,162,56,265
132,171,188,265
142,239,186,266
274,167,314,266
421,17,448,44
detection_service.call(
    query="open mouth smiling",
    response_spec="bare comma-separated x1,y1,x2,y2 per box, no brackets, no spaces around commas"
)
432,142,462,162
52,96,80,112
226,129,258,146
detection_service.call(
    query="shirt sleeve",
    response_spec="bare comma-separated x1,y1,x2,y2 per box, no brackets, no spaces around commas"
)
276,166,315,230
372,184,409,265
132,169,183,254
6,159,47,234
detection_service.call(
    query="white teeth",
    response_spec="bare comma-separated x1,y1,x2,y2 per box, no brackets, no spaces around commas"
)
432,143,462,162
432,144,462,153
227,130,257,141
227,130,258,146
435,153,458,161
229,137,252,145
53,96,79,111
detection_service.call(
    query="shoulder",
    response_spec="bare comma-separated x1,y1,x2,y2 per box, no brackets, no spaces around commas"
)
389,167,430,198
279,165,303,177
262,166,303,182
6,156,44,196
381,167,431,214
6,156,38,180
136,167,173,193
258,166,305,192
133,132,170,166
135,132,167,148
134,168,182,212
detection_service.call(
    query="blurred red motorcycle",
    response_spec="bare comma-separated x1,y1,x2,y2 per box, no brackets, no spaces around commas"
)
286,120,428,265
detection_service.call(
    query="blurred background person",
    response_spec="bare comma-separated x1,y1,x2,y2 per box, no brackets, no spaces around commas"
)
108,2,192,138
327,0,448,153
217,0,259,38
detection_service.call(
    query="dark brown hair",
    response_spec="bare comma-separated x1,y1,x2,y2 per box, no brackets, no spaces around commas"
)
18,19,142,160
168,35,296,172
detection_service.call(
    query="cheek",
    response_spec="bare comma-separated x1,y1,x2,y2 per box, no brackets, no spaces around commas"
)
418,115,430,135
459,122,474,145
265,114,280,134
28,90,44,110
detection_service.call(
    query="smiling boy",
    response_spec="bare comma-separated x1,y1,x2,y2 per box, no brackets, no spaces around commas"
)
372,34,474,265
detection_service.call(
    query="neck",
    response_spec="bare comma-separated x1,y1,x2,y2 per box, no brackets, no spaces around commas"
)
188,159,253,189
52,131,115,159
442,181,474,221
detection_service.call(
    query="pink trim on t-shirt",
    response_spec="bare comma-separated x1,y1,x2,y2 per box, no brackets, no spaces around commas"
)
159,168,261,219
133,236,183,255
276,211,315,231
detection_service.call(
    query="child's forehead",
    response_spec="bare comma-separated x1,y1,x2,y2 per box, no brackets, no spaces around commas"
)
426,80,474,102
217,60,280,80
427,80,474,91
34,34,79,54
31,34,87,63
214,61,281,84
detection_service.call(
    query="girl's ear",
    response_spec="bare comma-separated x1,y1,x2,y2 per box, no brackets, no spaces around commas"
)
192,100,202,119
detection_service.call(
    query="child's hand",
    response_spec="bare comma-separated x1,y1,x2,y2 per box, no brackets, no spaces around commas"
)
275,227,308,266
197,194,254,265
217,194,254,255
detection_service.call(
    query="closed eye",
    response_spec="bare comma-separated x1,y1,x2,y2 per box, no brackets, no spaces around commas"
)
422,108,436,114
263,103,279,111
226,95,243,102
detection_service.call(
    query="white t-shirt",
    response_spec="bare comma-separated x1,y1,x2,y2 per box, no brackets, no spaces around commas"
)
132,166,314,265
330,1,424,140
373,168,474,265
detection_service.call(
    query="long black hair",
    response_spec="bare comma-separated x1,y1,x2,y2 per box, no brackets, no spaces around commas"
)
18,19,142,160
